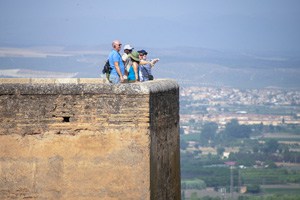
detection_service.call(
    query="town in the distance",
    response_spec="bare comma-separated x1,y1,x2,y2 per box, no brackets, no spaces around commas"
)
179,85,300,199
180,86,300,133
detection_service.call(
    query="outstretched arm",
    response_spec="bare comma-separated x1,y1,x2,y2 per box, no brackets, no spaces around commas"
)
139,58,159,68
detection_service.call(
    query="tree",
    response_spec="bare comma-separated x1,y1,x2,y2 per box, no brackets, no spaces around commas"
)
269,124,276,133
263,139,279,154
224,119,251,139
246,184,261,194
200,122,218,145
217,147,225,157
252,145,259,153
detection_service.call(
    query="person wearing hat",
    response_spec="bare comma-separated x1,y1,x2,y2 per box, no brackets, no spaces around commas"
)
127,51,140,82
138,49,159,81
122,44,134,80
122,44,134,63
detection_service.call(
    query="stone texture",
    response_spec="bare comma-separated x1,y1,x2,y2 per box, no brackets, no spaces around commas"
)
0,78,180,200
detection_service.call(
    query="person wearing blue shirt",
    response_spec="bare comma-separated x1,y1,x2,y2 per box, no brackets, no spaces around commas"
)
108,40,125,84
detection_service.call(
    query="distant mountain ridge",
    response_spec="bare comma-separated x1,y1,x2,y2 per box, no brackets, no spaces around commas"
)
0,46,299,89
0,69,77,78
151,47,300,88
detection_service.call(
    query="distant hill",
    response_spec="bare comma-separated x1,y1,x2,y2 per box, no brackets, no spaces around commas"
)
151,47,300,88
0,69,77,78
0,46,299,88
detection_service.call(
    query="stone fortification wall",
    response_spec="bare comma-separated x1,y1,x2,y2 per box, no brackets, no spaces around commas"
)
0,78,180,200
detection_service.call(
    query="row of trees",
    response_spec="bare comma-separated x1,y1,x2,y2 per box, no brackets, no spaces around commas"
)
200,119,295,143
183,119,300,141
182,119,300,154
184,119,252,146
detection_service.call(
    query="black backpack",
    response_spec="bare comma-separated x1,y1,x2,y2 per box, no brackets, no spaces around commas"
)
102,60,111,74
102,60,112,81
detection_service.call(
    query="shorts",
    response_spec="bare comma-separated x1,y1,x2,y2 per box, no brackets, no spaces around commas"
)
109,74,120,84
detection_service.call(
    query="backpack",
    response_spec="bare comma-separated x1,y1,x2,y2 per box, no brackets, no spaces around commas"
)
102,59,112,80
102,52,121,80
102,59,111,74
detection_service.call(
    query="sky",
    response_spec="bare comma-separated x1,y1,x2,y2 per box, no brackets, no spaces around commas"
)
0,0,300,53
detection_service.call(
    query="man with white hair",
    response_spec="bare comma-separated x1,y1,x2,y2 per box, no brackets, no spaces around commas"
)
108,40,125,84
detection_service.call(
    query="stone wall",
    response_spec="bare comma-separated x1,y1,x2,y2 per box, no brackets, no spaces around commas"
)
0,78,180,200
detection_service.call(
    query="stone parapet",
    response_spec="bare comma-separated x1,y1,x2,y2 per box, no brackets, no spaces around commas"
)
0,78,178,95
0,78,180,200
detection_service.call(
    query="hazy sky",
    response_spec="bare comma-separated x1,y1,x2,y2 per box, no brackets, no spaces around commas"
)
0,0,300,53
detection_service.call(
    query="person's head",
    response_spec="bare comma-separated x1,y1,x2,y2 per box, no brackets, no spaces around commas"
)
123,44,134,54
138,49,148,60
112,40,122,52
129,51,140,63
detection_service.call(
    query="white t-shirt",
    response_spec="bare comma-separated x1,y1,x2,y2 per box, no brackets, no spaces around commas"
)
122,53,128,62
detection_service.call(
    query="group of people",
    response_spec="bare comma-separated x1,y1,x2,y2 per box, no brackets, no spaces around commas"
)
107,39,159,84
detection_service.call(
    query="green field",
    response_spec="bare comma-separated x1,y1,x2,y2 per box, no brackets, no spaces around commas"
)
262,187,300,195
240,168,300,185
